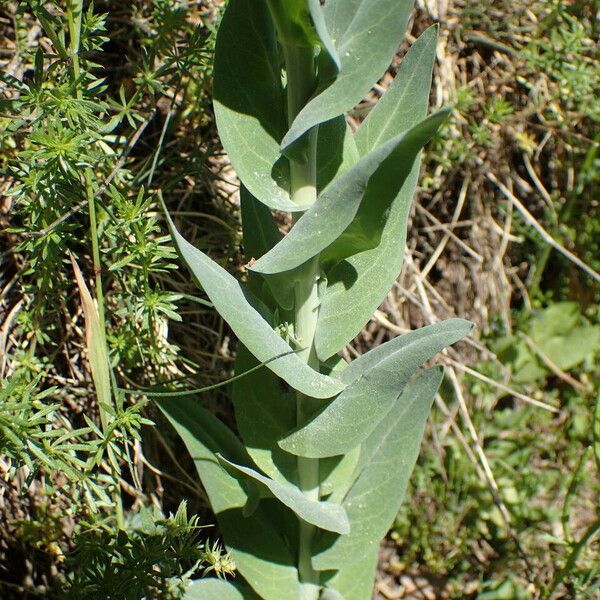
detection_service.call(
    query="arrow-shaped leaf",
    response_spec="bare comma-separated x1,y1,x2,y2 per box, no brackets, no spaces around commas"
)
315,27,441,359
309,0,341,72
312,367,444,570
281,0,415,151
165,209,345,400
252,111,448,275
320,547,379,600
232,345,297,485
156,397,301,599
218,456,350,534
184,579,254,600
213,0,296,212
279,319,471,457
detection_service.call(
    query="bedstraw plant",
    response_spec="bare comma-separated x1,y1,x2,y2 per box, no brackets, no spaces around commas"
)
158,1,472,599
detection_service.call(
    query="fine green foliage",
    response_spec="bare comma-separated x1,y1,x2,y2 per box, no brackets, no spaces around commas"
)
1,0,223,593
60,502,235,600
157,1,471,598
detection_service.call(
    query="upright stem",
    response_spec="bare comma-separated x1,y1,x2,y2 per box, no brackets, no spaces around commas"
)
68,1,124,530
294,258,321,597
282,43,318,208
267,5,321,597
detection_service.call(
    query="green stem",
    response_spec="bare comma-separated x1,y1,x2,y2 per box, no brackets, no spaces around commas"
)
68,0,124,530
85,169,107,336
294,258,322,597
282,43,318,207
86,168,124,531
267,5,321,597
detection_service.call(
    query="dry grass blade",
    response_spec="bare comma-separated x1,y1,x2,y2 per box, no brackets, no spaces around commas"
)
446,367,535,578
70,254,113,430
447,358,560,413
487,171,600,284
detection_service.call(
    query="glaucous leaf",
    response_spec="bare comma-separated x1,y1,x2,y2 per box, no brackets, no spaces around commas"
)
320,547,379,600
315,165,416,359
355,25,439,153
319,446,361,503
218,456,350,534
232,345,297,485
281,0,415,151
165,209,345,399
213,0,297,212
316,116,360,193
315,29,441,359
340,319,472,384
278,319,470,458
251,111,447,275
240,186,294,310
319,587,348,600
184,579,253,600
156,397,300,599
309,0,341,71
312,367,444,570
240,185,281,262
319,27,441,264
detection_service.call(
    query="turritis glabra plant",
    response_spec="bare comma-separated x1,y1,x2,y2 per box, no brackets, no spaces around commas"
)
158,1,472,599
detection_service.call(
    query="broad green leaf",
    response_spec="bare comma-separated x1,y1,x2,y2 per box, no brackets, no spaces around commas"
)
314,165,418,359
309,0,341,71
71,255,112,430
154,398,249,513
165,210,346,400
281,0,415,151
528,302,600,371
252,111,447,275
319,26,440,263
319,446,361,502
279,319,470,458
355,25,439,154
213,0,296,212
218,456,350,534
314,28,440,359
319,587,348,600
493,303,600,383
240,186,294,310
214,0,347,213
232,345,297,485
219,507,300,599
320,547,379,600
156,397,301,599
316,116,360,193
267,0,322,48
240,185,281,261
184,579,254,600
312,367,443,570
340,319,472,384
492,337,546,384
